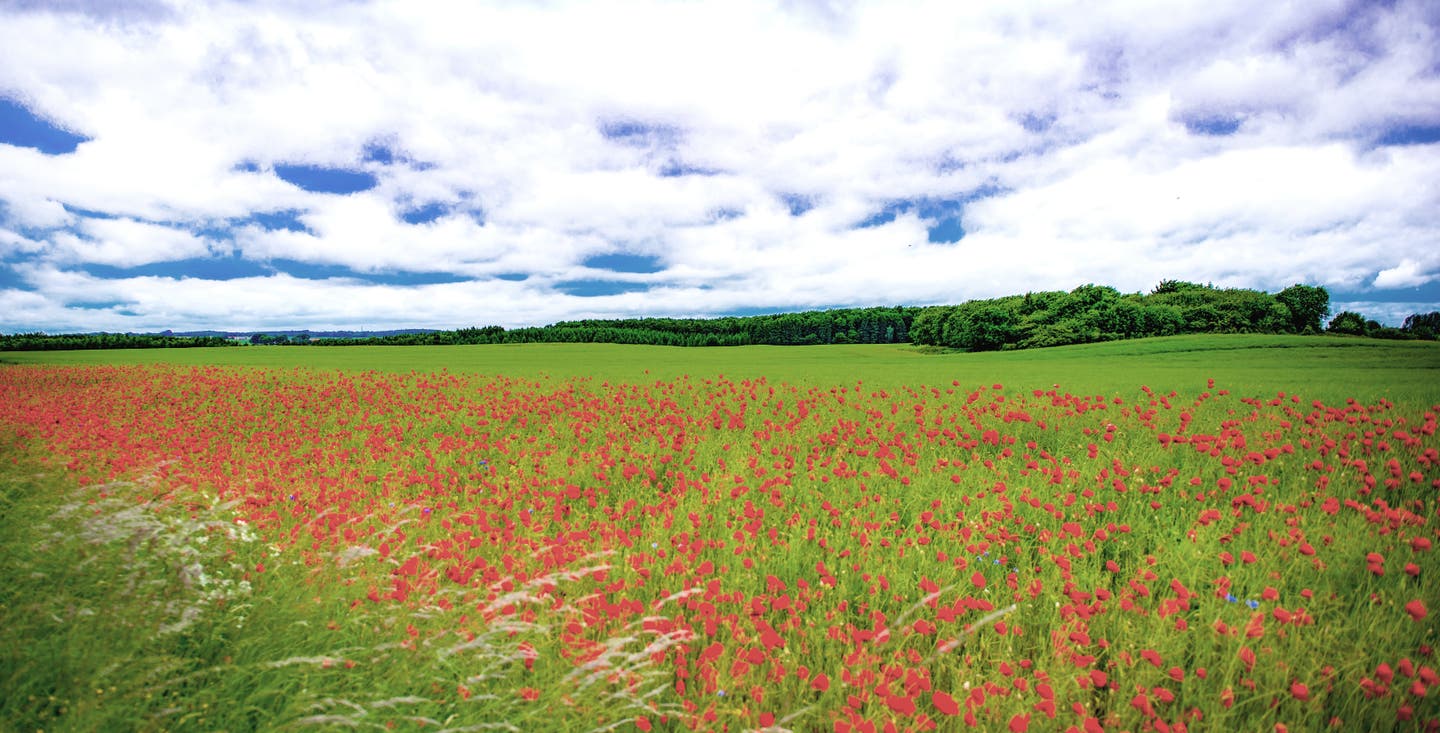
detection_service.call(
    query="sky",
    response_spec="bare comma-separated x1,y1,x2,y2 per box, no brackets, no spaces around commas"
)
1,0,1438,333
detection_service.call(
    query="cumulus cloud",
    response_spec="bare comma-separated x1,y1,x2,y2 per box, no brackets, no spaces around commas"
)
1373,259,1435,289
0,0,1437,331
50,216,223,267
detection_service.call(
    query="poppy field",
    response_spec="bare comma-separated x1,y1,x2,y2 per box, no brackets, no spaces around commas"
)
2,340,1438,732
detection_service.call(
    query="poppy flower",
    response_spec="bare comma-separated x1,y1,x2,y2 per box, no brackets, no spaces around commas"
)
932,691,960,716
1406,600,1428,622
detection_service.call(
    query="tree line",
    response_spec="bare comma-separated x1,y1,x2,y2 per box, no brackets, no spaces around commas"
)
910,282,1438,350
0,332,239,351
4,284,1437,352
1327,311,1440,341
305,308,918,348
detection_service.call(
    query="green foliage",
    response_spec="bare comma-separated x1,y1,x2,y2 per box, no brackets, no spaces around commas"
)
937,299,1023,351
1329,311,1438,341
305,307,920,349
1148,279,1210,295
914,282,1331,351
1018,321,1091,349
1403,312,1440,340
907,307,947,347
15,280,1428,356
1139,303,1186,336
0,332,238,351
1144,284,1289,333
1275,284,1331,333
1328,311,1368,336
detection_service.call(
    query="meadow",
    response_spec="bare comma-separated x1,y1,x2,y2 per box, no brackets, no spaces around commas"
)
1,335,1437,731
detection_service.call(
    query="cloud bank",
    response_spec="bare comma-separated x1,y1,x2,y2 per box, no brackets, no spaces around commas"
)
1,0,1437,332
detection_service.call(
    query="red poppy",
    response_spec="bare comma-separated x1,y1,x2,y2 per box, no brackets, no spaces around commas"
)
1405,600,1428,621
932,691,959,716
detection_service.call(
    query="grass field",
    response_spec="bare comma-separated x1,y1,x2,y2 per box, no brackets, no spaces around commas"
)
2,335,1438,732
5,334,1439,402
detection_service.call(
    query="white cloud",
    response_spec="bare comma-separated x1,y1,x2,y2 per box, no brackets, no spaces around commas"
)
49,216,223,267
0,0,1437,331
1374,259,1434,289
0,227,44,257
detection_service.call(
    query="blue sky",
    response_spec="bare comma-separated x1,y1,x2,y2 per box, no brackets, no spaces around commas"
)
1,0,1438,333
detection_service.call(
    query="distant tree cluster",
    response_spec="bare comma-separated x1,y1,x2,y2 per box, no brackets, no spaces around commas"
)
909,283,1333,351
0,332,239,351
1328,310,1440,341
249,332,313,345
307,308,917,348
5,285,1435,353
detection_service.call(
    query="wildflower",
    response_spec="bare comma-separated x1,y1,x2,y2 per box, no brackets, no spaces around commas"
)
886,694,916,715
1405,599,1428,622
932,691,960,716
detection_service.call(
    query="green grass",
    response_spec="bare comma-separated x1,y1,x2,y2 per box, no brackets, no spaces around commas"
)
4,334,1438,403
2,333,1438,731
0,459,569,732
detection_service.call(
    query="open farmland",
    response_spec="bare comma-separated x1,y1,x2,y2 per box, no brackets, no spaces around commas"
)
2,337,1439,732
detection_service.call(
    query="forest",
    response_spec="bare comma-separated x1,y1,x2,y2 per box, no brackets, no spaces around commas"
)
0,332,238,351
4,282,1438,351
309,306,917,348
910,281,1334,350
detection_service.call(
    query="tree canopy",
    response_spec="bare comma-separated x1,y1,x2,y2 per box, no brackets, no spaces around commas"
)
0,332,238,351
6,283,1433,353
1275,284,1330,334
909,282,1324,351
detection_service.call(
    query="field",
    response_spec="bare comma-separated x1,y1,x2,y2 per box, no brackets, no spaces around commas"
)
2,335,1438,732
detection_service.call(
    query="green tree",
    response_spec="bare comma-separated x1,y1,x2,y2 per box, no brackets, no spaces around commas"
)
1054,284,1120,321
1149,279,1208,295
1275,284,1330,333
1402,312,1440,340
908,307,951,346
1139,304,1185,337
1019,321,1090,349
943,300,1022,351
1327,311,1367,335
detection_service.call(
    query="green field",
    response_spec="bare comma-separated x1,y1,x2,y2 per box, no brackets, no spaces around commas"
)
5,334,1438,403
3,334,1438,732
